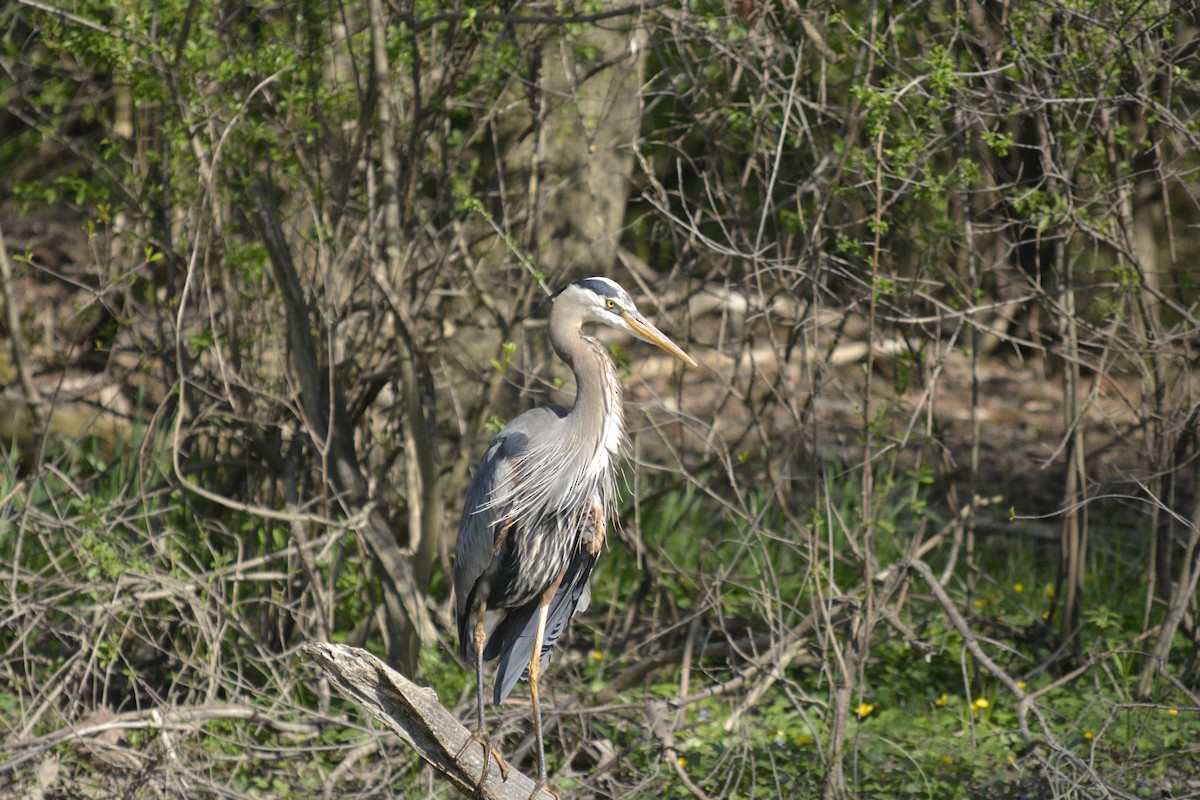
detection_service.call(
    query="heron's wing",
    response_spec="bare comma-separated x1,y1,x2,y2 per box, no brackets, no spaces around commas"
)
453,407,567,661
454,429,521,660
489,544,597,704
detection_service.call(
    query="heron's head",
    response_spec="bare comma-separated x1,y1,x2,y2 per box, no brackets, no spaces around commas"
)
556,277,698,367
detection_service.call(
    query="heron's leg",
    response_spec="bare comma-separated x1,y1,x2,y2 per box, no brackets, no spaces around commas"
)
455,611,509,788
526,600,561,800
526,568,569,800
588,496,605,556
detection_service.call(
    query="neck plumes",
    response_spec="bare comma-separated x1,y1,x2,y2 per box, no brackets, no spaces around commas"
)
549,311,625,487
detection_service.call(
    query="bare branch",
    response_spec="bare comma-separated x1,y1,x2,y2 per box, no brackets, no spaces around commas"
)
0,220,42,431
251,183,434,671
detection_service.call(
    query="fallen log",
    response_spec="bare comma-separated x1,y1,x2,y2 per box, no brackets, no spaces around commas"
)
303,642,553,799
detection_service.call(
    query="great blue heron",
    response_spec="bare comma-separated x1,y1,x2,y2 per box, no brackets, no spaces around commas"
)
454,277,696,798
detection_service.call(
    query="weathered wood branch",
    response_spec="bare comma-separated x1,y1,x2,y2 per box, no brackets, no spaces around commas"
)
304,642,553,800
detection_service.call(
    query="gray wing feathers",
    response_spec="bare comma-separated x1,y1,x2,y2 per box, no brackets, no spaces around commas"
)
454,407,567,661
454,431,521,660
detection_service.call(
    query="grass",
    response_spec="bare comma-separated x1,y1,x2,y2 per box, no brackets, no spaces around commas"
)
1,437,1197,799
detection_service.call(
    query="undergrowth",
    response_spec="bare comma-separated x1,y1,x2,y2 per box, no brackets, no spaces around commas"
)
1,436,1197,799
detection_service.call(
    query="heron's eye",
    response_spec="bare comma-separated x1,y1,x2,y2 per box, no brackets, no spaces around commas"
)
606,299,617,309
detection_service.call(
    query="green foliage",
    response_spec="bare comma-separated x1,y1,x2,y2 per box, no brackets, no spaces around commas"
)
0,430,386,792
489,340,517,372
5,0,1200,796
578,471,1200,799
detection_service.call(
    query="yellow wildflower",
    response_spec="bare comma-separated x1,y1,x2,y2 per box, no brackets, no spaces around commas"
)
1083,731,1093,740
935,693,949,707
677,755,688,768
971,698,989,711
1168,708,1178,715
1017,681,1027,690
1013,583,1024,593
856,702,875,718
1045,585,1055,598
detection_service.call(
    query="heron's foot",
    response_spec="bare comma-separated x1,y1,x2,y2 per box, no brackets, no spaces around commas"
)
529,777,561,800
455,728,510,789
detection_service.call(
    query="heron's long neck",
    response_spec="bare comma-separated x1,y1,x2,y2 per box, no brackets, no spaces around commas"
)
549,312,624,465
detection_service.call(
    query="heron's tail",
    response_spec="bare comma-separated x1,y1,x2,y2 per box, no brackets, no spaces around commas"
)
487,549,596,704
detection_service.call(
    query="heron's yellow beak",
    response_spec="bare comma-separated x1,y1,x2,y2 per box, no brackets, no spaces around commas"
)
626,314,698,367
